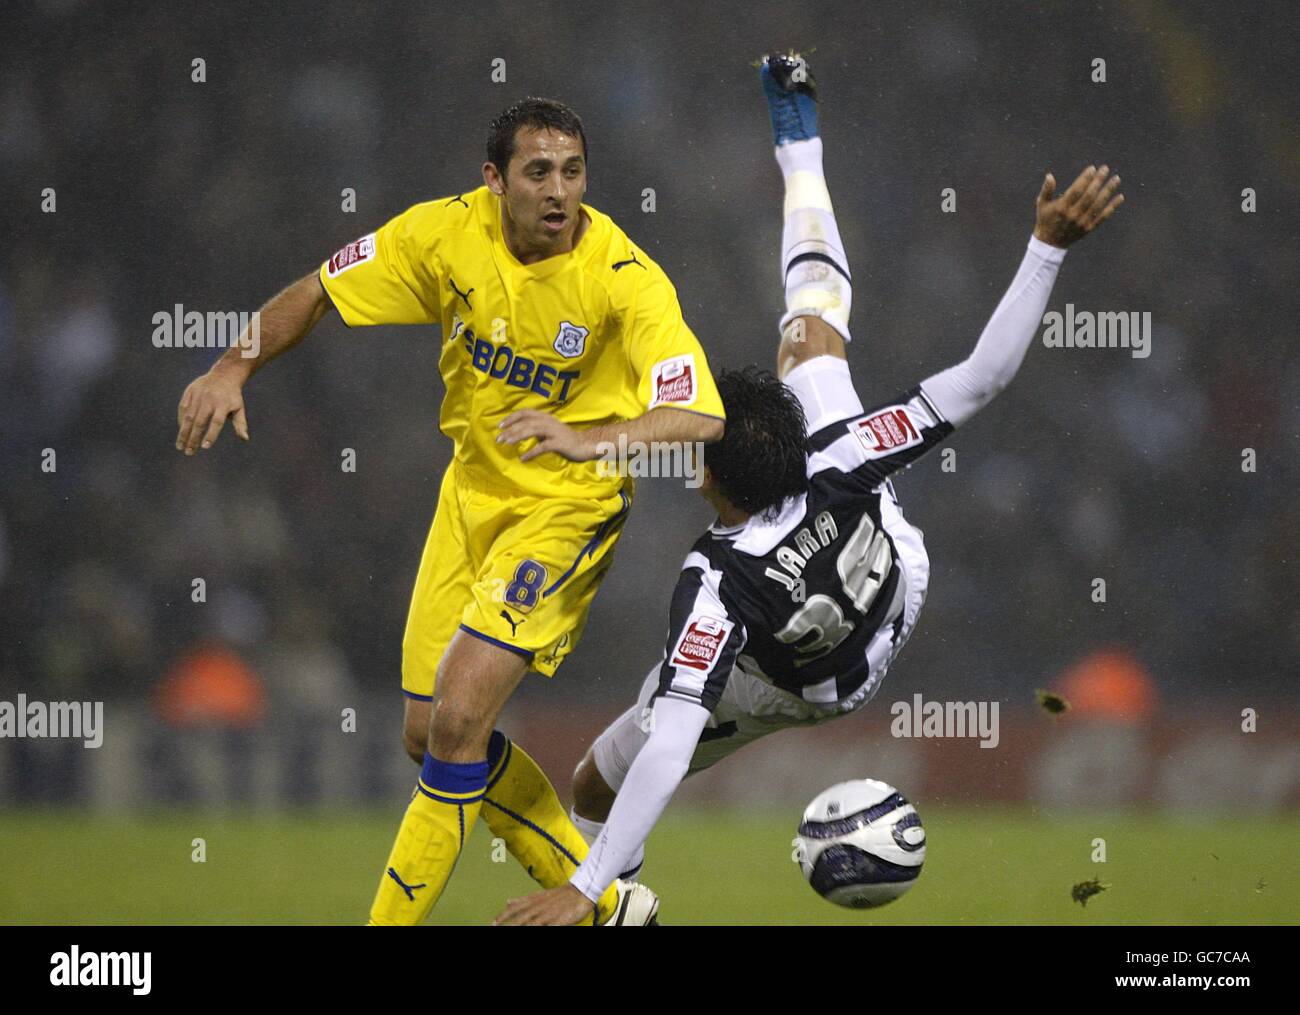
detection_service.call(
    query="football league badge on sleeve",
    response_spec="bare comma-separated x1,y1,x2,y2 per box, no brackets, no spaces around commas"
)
326,233,375,277
670,615,734,674
553,321,589,359
650,354,697,408
852,407,922,456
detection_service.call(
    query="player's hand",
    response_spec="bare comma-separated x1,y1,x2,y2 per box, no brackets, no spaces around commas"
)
496,409,596,463
1033,165,1124,248
175,361,250,455
492,884,596,926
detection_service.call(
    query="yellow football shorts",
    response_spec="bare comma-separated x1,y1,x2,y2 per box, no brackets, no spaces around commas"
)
401,461,633,699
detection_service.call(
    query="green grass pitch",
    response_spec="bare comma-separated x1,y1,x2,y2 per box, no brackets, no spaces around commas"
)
1,807,1293,925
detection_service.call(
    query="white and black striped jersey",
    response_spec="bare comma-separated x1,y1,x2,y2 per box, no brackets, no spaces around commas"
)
654,385,953,712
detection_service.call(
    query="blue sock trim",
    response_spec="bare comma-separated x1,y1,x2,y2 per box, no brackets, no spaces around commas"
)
482,797,581,869
417,784,484,805
421,751,489,795
486,731,513,792
486,730,508,768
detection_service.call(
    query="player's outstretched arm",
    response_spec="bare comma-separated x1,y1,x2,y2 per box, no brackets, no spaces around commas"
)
496,404,722,463
174,271,331,455
920,166,1124,428
492,695,709,925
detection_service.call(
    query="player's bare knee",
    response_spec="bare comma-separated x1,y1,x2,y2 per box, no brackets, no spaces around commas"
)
427,697,492,761
401,724,425,765
402,699,431,764
572,750,616,822
779,315,847,377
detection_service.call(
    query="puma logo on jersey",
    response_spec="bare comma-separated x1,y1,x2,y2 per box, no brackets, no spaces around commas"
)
449,276,475,309
611,249,645,272
386,867,426,901
445,194,469,208
499,610,524,636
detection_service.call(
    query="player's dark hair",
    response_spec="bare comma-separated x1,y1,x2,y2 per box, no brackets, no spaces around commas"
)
487,97,588,173
706,366,810,522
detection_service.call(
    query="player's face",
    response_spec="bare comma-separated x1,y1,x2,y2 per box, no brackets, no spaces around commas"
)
699,466,722,502
492,127,587,256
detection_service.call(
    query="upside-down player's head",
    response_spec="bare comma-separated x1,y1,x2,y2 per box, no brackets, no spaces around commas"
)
483,97,588,259
703,366,810,522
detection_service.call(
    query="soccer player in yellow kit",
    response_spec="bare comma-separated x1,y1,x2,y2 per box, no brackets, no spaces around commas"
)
174,98,725,925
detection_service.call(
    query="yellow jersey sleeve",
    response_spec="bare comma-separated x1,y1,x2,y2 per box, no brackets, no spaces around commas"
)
624,263,725,419
318,202,445,326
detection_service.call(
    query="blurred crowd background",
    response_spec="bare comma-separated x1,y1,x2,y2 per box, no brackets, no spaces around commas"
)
1,1,1295,798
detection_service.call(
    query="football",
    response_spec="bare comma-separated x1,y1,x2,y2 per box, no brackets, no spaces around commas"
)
795,779,927,908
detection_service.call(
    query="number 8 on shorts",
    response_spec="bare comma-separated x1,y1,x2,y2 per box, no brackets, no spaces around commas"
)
504,559,548,614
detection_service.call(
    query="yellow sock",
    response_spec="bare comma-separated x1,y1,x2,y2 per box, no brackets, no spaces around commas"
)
480,731,620,925
367,752,488,926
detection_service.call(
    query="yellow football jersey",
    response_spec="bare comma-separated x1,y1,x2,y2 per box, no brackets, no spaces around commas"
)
319,186,725,499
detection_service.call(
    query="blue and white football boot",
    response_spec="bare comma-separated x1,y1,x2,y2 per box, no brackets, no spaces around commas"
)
760,51,820,146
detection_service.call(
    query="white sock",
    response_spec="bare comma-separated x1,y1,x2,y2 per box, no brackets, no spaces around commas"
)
570,808,643,882
775,136,825,179
776,137,853,343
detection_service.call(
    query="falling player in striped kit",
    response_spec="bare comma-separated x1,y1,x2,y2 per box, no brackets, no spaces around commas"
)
493,52,1124,924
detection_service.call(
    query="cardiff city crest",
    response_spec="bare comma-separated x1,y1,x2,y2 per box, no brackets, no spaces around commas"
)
553,321,589,359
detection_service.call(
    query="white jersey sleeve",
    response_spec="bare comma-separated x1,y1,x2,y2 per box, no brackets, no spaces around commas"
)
570,550,746,904
919,235,1066,427
804,385,954,491
569,695,710,905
